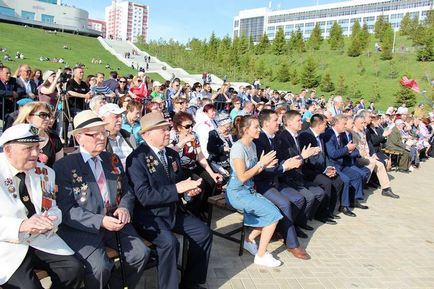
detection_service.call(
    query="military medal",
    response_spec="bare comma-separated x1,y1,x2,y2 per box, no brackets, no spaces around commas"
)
22,196,29,202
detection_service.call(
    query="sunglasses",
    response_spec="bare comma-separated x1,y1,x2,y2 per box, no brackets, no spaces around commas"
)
137,79,143,82
119,80,127,83
30,112,51,119
181,124,193,129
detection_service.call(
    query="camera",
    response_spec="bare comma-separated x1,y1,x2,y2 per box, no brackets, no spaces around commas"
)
58,72,71,84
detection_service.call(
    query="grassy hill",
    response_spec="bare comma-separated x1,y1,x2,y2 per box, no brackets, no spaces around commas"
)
140,34,434,110
0,22,137,77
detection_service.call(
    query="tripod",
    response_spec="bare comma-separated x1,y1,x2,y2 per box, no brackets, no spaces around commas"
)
55,89,75,146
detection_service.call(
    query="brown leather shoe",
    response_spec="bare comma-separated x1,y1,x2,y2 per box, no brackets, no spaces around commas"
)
288,247,311,260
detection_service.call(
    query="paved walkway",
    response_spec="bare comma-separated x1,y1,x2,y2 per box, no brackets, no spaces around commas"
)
141,159,434,289
99,38,250,90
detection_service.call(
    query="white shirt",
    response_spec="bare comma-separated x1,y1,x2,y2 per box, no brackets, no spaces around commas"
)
19,77,32,94
108,134,133,169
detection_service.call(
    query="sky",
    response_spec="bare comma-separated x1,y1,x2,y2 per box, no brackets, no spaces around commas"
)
63,0,349,43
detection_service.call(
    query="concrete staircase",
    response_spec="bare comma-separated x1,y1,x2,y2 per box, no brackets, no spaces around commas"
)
99,38,249,89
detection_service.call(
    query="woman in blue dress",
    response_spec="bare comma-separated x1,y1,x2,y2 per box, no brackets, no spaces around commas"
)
225,115,283,267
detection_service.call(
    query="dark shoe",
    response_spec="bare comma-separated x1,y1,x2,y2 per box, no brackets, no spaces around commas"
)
288,247,311,260
381,188,400,199
340,206,357,217
329,214,341,220
179,283,207,289
354,201,369,210
315,217,337,225
298,224,314,231
295,227,308,239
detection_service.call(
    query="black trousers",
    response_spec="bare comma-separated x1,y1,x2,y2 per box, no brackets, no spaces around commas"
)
183,166,216,218
311,174,343,218
3,247,84,289
136,211,213,289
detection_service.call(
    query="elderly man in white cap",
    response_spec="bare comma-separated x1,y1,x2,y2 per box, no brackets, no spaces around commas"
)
53,110,149,289
99,103,137,169
126,112,212,289
0,123,83,289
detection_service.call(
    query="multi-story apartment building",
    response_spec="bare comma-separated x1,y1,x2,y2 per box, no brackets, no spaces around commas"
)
233,0,433,42
88,19,106,36
105,0,148,42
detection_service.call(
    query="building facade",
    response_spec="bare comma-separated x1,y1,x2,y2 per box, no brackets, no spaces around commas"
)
88,19,106,36
0,0,100,36
105,0,149,42
233,0,434,42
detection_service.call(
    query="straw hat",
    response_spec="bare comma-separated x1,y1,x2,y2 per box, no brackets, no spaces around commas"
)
71,110,108,135
42,70,55,82
139,112,170,134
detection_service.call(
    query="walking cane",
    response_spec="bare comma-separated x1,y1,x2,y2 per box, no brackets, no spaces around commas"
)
115,230,128,289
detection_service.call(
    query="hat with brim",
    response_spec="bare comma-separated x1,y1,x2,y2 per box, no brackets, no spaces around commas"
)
42,70,55,82
71,110,108,135
0,124,44,146
140,112,170,134
98,103,126,117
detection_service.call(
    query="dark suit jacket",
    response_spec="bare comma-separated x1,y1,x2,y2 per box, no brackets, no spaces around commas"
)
207,129,231,164
0,77,18,98
323,128,356,171
105,129,137,153
16,77,37,98
253,132,285,194
54,150,135,258
126,143,185,230
368,125,386,153
339,131,360,166
298,128,327,181
276,129,305,188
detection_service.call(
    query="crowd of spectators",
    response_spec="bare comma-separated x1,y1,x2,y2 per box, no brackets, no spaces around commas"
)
1,62,434,287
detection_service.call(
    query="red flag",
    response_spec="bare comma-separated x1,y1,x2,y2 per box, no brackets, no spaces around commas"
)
400,76,420,93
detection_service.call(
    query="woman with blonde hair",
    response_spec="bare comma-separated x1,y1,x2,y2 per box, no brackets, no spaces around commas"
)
129,76,147,101
13,101,64,167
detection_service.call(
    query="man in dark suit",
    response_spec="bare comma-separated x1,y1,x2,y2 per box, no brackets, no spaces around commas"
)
54,110,149,289
276,110,325,231
323,114,366,217
298,114,343,224
15,64,37,99
126,112,212,289
0,66,19,118
253,109,310,259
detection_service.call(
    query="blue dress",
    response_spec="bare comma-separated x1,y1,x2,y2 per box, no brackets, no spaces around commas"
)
225,140,282,227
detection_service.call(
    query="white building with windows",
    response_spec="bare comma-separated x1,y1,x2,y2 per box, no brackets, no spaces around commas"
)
0,0,100,35
233,0,433,42
105,0,149,42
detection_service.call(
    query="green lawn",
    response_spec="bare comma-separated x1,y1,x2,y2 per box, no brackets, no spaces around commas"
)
0,22,164,81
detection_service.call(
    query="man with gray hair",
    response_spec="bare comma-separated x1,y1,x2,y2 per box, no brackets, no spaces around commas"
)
329,95,343,116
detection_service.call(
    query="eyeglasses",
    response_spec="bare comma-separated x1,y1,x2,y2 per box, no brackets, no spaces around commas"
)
119,80,127,83
30,112,51,119
83,131,109,138
137,79,143,82
181,124,193,129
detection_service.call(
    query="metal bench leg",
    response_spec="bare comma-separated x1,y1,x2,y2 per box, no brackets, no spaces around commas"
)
239,216,245,256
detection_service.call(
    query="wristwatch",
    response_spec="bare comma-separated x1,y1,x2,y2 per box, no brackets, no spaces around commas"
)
257,161,264,169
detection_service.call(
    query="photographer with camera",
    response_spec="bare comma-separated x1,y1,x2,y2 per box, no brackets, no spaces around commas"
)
63,66,91,140
37,69,62,106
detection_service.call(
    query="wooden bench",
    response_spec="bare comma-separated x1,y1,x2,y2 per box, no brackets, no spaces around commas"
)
383,148,403,171
207,193,246,256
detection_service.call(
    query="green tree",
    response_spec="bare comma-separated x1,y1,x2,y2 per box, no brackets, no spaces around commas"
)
380,23,394,60
239,33,249,55
308,23,323,50
348,20,362,57
255,33,270,55
288,29,305,53
216,35,231,64
207,32,219,59
329,22,344,50
400,13,412,36
394,86,417,107
357,58,366,75
272,27,286,55
301,57,320,88
320,73,335,92
248,35,254,50
375,15,387,39
255,59,266,79
289,68,299,85
336,75,348,95
360,23,370,50
277,62,290,82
